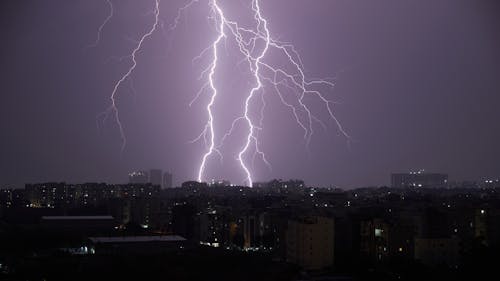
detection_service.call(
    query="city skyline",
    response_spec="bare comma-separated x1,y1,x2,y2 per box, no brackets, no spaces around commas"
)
1,0,500,189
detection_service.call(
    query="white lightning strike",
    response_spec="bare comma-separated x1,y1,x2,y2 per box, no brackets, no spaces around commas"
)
191,0,348,186
96,0,348,186
98,0,161,151
235,0,270,187
169,0,200,31
196,0,226,183
85,0,113,50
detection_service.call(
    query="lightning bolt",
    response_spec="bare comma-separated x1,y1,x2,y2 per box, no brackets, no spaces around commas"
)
169,0,200,31
193,0,271,186
235,0,270,187
85,0,113,50
97,0,161,151
96,0,349,186
196,0,225,183
191,0,348,186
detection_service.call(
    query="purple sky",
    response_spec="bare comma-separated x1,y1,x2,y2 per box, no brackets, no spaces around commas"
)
1,0,499,188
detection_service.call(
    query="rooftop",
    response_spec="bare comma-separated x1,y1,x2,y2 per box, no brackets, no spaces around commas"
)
41,216,114,220
89,235,186,243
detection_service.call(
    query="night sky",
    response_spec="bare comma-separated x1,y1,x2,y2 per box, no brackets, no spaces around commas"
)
1,0,499,188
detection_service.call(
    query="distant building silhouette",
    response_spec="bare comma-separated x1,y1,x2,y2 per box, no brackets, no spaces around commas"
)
129,171,148,184
181,181,208,189
22,182,160,228
208,179,231,187
391,170,448,188
162,172,173,189
149,169,162,186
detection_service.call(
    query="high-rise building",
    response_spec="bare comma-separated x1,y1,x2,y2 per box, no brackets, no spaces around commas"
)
286,216,334,270
360,218,390,262
391,170,448,188
129,171,148,184
149,169,162,187
163,172,173,189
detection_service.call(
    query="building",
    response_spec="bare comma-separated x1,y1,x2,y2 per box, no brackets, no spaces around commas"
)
163,172,173,189
22,183,161,227
40,215,116,234
360,217,417,262
198,207,227,248
286,216,334,270
208,179,231,187
25,182,63,208
414,237,459,267
129,171,148,184
474,208,500,247
171,203,197,240
360,218,390,262
149,169,163,186
181,181,208,189
0,189,13,210
391,171,448,188
242,214,259,249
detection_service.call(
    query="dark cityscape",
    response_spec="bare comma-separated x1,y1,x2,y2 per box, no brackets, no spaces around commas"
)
1,0,500,280
1,174,500,280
